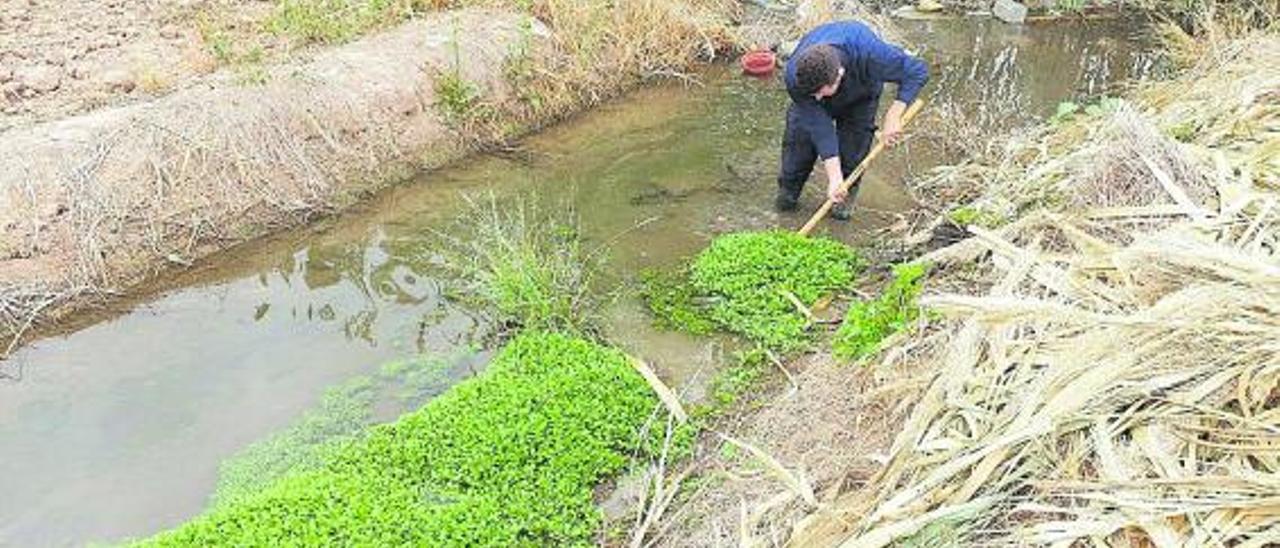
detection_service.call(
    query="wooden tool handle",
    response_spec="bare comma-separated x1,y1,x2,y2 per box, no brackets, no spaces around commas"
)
797,99,927,236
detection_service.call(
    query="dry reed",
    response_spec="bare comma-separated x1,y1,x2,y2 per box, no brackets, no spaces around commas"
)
789,29,1280,548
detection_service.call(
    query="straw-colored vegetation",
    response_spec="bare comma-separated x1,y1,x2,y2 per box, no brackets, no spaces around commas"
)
195,0,739,131
786,17,1280,547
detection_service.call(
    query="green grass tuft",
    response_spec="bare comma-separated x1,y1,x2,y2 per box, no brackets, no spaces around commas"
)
138,332,660,546
707,346,769,408
434,193,602,334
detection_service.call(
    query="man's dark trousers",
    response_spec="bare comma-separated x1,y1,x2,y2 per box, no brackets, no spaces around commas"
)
776,98,878,212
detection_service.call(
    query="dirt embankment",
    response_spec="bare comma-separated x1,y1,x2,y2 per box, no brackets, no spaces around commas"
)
0,7,542,352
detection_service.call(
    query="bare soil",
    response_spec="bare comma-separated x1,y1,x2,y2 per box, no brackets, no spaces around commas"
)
0,0,271,130
641,350,926,547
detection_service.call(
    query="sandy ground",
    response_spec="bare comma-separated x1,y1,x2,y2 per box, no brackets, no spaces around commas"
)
623,346,928,547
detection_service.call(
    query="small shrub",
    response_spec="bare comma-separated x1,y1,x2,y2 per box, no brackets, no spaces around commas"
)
833,262,928,361
435,70,480,121
139,332,661,546
690,230,862,351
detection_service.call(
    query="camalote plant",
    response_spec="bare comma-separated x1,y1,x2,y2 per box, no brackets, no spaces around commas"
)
687,230,862,351
139,332,662,546
833,262,928,361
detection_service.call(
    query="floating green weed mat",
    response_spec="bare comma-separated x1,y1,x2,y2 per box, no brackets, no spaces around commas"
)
139,332,659,546
211,353,465,507
639,267,717,335
689,230,861,351
833,262,928,361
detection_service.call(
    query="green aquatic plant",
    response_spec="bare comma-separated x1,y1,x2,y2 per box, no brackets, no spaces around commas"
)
833,262,928,361
140,332,661,546
707,346,770,408
639,267,716,335
689,230,861,351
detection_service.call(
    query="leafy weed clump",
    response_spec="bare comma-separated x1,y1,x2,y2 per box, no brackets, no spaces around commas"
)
833,262,928,361
267,0,423,44
707,346,769,409
139,332,659,546
689,230,861,351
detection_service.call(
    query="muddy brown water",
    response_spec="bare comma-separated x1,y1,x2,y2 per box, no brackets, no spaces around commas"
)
0,16,1162,547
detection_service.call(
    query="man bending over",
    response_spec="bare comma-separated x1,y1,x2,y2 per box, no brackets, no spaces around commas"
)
777,21,928,220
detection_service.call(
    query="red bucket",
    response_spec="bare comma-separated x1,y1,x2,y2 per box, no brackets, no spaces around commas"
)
740,49,776,77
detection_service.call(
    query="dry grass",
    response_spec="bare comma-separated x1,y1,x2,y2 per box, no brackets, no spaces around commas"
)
0,283,92,367
644,351,929,547
786,28,1280,548
495,0,739,125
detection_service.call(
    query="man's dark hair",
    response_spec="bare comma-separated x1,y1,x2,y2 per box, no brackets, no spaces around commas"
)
795,44,842,95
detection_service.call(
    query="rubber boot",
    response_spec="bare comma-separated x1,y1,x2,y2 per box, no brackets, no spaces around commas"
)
774,189,799,212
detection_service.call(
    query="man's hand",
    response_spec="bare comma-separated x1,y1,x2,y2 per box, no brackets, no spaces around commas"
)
882,100,908,147
828,181,848,203
822,156,846,203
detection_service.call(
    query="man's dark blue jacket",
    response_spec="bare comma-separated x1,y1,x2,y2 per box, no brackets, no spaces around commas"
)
783,21,928,160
